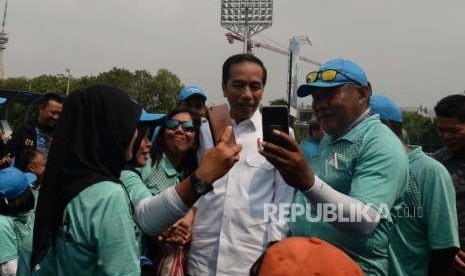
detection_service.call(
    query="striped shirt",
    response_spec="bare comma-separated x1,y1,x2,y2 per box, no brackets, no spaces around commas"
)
140,154,187,195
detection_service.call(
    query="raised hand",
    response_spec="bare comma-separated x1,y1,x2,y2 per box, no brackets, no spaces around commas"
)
195,126,242,184
259,130,314,191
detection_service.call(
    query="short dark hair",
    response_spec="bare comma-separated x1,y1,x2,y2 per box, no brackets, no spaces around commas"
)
0,188,35,216
38,93,63,109
434,94,465,122
222,54,267,86
151,107,200,174
15,149,40,171
381,119,403,138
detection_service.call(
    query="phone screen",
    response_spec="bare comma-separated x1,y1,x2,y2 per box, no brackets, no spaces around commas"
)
262,106,289,148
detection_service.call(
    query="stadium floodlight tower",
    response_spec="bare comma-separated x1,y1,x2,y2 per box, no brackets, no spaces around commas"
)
0,0,8,79
221,0,273,53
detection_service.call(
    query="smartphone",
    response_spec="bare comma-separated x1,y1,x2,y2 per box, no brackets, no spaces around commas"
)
262,106,289,148
206,104,236,145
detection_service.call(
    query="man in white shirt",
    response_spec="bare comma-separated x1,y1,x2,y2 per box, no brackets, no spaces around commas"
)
187,54,295,276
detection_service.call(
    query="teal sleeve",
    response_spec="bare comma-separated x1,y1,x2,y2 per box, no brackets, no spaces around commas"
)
422,161,460,250
120,170,152,206
0,217,17,264
350,133,408,212
139,157,154,182
92,187,140,276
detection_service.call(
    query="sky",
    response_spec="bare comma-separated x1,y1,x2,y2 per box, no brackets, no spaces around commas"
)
5,0,465,111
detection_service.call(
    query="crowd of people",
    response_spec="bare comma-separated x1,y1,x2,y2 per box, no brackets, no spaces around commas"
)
0,53,464,276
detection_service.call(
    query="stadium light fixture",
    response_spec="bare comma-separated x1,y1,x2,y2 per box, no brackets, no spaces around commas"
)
220,0,273,53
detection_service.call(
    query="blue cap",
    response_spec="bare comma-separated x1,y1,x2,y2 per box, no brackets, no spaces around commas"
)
370,95,403,123
0,97,6,104
151,125,162,143
139,109,165,123
177,85,207,102
297,59,368,98
0,167,37,200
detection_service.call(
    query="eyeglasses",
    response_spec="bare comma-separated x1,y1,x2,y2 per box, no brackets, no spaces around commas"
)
306,69,362,86
165,119,196,133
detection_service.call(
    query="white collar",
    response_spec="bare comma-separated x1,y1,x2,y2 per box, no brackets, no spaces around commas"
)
231,110,260,132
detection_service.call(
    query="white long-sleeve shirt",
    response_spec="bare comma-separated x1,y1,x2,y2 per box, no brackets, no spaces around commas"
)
187,111,295,276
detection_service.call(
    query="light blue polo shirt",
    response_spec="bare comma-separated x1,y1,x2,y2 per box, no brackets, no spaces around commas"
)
300,137,320,162
290,114,408,276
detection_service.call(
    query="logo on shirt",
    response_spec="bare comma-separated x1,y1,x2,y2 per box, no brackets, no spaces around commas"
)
328,152,339,169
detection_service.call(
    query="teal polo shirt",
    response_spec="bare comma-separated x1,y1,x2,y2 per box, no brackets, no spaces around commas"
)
0,215,17,265
120,169,152,206
139,154,187,195
47,181,140,276
0,212,34,266
388,146,459,276
120,169,153,259
290,114,408,276
0,211,34,276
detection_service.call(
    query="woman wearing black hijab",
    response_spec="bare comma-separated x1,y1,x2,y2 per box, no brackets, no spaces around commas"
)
30,85,241,276
30,85,142,275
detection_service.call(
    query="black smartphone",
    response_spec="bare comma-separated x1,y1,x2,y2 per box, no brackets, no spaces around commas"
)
262,105,289,148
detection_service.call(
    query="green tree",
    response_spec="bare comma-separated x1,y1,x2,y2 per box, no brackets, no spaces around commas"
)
0,67,184,130
294,128,307,144
0,67,183,113
403,112,440,152
94,67,135,93
147,69,182,113
87,67,182,112
0,77,29,90
30,74,69,95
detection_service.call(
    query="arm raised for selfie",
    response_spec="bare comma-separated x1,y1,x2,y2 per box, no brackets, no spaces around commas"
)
135,127,241,235
260,130,380,236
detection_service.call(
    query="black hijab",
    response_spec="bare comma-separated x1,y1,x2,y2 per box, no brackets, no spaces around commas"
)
31,85,141,268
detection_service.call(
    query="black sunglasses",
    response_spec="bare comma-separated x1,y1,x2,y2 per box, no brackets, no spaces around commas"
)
165,119,196,133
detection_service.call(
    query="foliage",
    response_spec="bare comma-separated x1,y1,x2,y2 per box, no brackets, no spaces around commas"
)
402,111,440,153
0,77,31,91
0,67,182,111
294,127,307,144
0,67,183,130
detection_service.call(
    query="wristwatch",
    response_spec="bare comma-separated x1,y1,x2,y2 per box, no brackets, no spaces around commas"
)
190,173,213,196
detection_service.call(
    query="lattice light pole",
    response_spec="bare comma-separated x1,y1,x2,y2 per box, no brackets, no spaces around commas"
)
220,0,273,53
0,0,9,79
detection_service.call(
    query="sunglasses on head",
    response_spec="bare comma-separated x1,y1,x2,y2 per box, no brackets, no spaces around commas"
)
165,119,196,133
306,69,362,86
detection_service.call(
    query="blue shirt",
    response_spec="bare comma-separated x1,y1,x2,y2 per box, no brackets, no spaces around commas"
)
300,137,320,162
